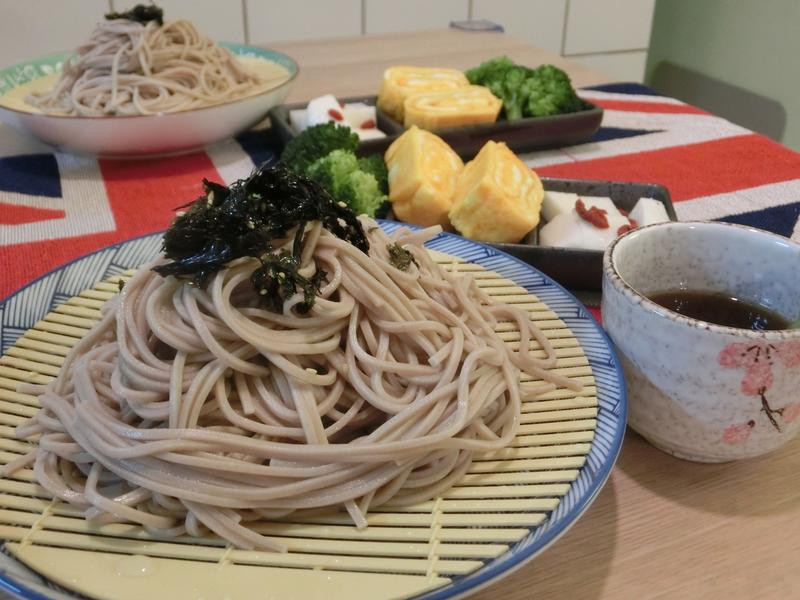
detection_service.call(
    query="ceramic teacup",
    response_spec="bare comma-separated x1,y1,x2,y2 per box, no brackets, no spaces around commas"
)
602,221,800,462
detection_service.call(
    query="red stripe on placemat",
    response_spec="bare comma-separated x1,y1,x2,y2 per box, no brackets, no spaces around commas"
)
588,98,709,115
98,152,218,240
0,152,219,299
538,134,800,201
0,203,65,225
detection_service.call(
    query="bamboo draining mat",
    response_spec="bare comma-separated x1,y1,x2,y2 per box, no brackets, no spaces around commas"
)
0,251,598,600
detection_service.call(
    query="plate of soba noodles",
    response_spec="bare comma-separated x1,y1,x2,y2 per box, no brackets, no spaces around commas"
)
0,5,297,157
0,164,626,599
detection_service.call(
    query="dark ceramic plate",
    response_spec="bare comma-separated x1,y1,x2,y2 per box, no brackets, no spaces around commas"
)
491,178,677,291
268,95,603,160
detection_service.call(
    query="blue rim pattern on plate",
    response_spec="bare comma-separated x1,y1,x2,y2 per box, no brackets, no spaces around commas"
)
0,225,627,600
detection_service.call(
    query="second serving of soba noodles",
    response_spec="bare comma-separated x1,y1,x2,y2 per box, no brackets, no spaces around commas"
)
2,165,580,551
26,4,280,117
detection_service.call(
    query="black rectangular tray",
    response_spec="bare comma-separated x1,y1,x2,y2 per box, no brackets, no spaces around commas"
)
491,178,676,291
377,99,603,160
269,95,603,161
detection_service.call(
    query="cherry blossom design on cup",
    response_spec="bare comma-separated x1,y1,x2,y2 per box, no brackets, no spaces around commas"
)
718,341,800,443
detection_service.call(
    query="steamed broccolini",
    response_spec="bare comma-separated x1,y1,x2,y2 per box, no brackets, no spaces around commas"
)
466,56,584,120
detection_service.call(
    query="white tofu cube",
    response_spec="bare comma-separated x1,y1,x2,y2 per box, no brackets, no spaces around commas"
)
343,103,376,129
542,190,579,222
630,197,670,226
580,195,621,217
289,109,308,132
354,128,386,140
542,192,622,222
306,94,345,127
539,212,607,251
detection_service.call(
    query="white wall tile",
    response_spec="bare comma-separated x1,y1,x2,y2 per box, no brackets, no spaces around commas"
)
472,0,566,54
364,0,468,34
573,50,647,82
0,0,111,66
564,0,655,55
246,0,361,44
147,0,245,43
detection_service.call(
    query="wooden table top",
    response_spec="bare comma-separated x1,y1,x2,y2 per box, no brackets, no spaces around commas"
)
271,28,615,103
269,29,800,600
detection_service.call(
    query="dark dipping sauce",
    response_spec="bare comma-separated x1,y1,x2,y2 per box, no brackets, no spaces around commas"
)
648,290,791,331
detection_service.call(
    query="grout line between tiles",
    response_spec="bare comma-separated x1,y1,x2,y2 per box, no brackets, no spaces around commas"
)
241,0,249,44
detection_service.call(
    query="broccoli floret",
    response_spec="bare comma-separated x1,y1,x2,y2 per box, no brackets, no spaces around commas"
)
280,123,359,174
465,57,585,119
306,149,359,193
465,55,516,86
306,149,386,217
466,57,524,118
339,171,385,218
496,65,532,120
522,65,584,117
357,154,389,194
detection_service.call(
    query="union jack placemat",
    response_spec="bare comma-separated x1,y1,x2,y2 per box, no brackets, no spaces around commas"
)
2,83,799,301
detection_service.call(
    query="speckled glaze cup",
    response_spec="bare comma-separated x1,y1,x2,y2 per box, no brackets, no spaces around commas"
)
602,221,800,462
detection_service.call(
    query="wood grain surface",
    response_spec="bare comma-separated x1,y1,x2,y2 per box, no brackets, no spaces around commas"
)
263,29,800,600
269,29,615,103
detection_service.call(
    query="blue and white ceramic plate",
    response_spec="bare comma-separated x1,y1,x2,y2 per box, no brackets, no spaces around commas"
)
0,44,298,157
0,226,626,600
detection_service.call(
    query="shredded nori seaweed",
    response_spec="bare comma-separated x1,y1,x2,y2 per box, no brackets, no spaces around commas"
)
154,164,368,312
105,4,164,25
387,243,417,271
251,250,328,314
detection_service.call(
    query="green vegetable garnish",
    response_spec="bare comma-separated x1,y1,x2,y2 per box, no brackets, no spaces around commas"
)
306,149,387,218
466,56,585,120
154,164,368,312
280,122,359,174
280,123,389,217
357,154,389,195
105,4,164,25
387,243,417,271
522,65,586,117
251,249,328,314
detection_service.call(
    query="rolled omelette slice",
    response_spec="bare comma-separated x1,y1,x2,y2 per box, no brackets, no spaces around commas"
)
384,125,464,228
377,66,469,123
449,140,544,243
403,85,502,130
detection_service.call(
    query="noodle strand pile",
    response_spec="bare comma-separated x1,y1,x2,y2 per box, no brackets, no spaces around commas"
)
27,18,270,116
4,219,577,550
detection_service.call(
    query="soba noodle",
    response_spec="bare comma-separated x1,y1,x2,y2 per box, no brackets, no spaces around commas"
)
3,218,578,551
27,17,271,116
